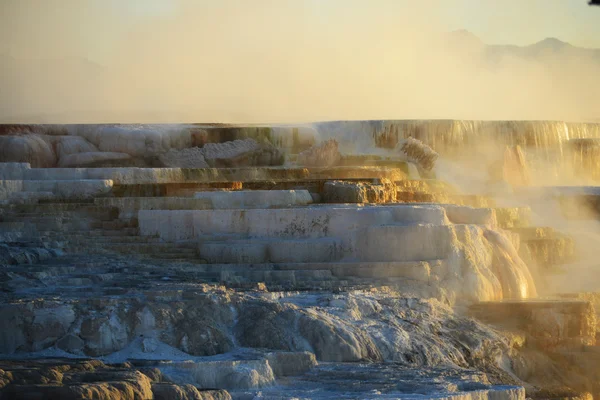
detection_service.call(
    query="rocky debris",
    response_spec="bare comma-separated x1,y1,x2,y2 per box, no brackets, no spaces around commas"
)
322,180,396,203
296,139,341,167
398,137,438,172
159,147,209,168
202,139,284,167
0,134,56,167
58,152,132,168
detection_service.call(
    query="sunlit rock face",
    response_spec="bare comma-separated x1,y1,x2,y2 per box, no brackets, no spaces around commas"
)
470,299,596,351
2,118,599,397
314,120,600,185
139,205,536,303
488,145,531,187
484,230,537,299
398,137,439,172
2,120,599,184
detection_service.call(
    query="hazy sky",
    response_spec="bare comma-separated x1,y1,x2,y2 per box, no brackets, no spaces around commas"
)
1,0,599,62
443,0,600,48
1,0,599,122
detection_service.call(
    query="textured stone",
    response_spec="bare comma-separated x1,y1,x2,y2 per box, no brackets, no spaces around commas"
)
159,147,209,168
0,180,23,200
323,180,396,203
58,152,131,167
0,135,56,167
193,190,313,209
152,383,232,400
470,300,597,350
56,334,85,354
398,137,438,171
444,205,497,226
139,205,448,241
80,314,129,356
55,135,98,160
202,139,284,167
30,304,76,351
495,207,532,229
296,139,341,167
266,352,318,377
0,163,30,180
184,360,275,390
75,124,194,157
20,179,114,200
94,197,213,219
356,225,452,262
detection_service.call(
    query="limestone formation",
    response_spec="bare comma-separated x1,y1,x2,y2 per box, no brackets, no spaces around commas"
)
0,162,30,180
54,135,98,162
158,146,209,168
193,190,313,209
202,138,284,167
398,137,439,172
0,134,56,167
296,138,341,167
489,145,531,187
74,125,194,157
1,118,599,398
58,151,132,167
322,180,396,203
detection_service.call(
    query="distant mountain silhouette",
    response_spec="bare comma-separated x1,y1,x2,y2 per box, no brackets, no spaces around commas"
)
446,30,600,64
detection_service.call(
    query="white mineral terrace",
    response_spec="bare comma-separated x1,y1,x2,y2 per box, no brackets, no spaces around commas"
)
1,120,600,398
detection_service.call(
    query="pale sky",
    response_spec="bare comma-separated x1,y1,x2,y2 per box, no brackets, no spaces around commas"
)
1,0,599,62
1,0,599,122
442,0,600,48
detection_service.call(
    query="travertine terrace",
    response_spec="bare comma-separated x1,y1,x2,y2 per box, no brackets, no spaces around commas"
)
1,121,600,399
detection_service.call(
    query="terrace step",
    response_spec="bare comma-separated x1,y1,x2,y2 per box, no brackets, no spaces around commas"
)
199,238,343,264
356,224,451,262
199,260,435,282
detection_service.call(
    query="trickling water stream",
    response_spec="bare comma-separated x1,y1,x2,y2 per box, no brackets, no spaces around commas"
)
315,120,600,185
